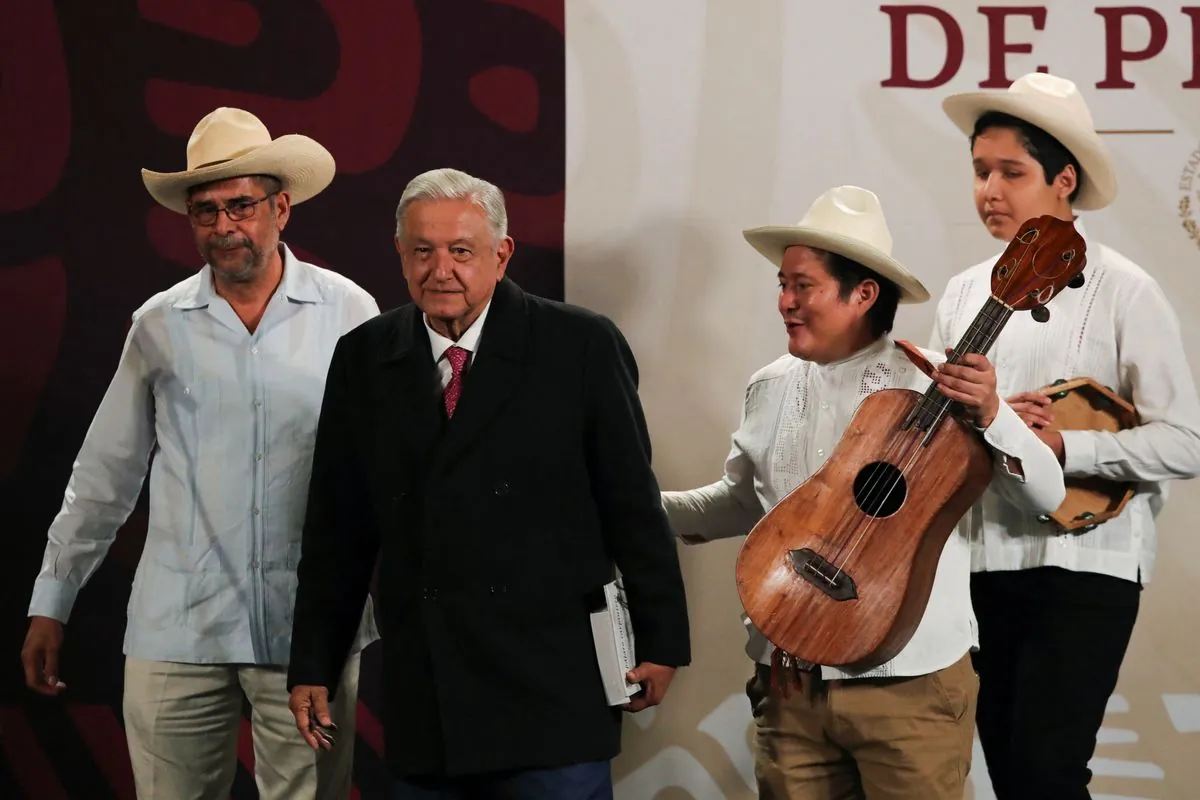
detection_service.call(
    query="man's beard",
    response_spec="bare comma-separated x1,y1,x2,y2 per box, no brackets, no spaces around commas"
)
203,234,269,283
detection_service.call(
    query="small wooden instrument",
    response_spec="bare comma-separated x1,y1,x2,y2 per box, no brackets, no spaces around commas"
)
735,215,1087,671
1035,377,1140,532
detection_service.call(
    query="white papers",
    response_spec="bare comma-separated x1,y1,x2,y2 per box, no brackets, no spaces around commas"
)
590,578,641,706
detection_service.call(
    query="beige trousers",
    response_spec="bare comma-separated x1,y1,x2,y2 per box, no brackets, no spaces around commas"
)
749,651,979,800
122,651,360,800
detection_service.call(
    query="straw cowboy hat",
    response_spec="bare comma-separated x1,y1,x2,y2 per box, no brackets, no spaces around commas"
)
942,72,1117,210
141,107,336,214
742,185,930,303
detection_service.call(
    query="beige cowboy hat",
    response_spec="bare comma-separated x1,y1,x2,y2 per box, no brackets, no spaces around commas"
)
742,185,930,303
942,72,1117,210
141,107,336,214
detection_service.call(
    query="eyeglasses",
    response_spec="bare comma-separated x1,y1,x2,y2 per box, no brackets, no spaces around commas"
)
186,192,278,226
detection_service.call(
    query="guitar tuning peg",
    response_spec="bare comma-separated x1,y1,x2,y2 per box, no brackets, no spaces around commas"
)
1031,305,1050,323
1067,274,1085,289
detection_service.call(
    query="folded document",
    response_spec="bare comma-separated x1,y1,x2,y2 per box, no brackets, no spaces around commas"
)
589,578,641,706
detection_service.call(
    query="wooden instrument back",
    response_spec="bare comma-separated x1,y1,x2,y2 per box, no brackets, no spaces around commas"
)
734,215,1089,671
1036,377,1140,532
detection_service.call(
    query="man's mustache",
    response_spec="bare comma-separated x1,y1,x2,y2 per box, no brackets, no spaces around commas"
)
208,235,253,250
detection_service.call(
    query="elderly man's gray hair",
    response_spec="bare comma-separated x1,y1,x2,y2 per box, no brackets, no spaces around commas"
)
394,168,509,244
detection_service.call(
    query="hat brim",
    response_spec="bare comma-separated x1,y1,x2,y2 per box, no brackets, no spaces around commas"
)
141,134,336,214
941,93,1117,211
742,226,930,304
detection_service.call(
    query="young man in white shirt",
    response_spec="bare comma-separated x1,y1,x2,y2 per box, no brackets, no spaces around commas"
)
663,185,1066,800
932,72,1200,799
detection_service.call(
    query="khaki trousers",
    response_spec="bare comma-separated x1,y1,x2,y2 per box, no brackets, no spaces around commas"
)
748,652,979,800
122,651,360,800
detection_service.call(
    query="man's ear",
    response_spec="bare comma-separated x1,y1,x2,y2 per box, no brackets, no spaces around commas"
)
856,279,880,312
1054,164,1078,201
273,191,292,231
495,236,515,281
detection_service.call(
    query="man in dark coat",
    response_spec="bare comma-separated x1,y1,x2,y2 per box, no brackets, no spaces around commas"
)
286,167,691,798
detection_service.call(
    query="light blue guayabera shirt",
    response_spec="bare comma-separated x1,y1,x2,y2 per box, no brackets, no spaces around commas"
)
29,244,381,665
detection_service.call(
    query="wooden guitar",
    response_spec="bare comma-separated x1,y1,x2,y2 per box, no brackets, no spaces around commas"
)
734,215,1087,671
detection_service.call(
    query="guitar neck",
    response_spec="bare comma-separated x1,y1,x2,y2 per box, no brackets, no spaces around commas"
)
909,296,1014,433
945,295,1013,362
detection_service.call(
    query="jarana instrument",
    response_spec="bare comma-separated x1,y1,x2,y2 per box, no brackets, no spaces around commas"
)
1035,377,1140,533
735,215,1087,672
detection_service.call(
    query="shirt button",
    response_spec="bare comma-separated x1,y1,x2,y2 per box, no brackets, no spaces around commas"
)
254,400,262,408
255,453,263,462
251,346,259,355
251,560,259,569
820,402,829,410
252,506,260,516
817,449,825,457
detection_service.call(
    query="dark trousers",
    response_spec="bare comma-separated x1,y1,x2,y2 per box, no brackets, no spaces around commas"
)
391,761,612,800
970,566,1141,800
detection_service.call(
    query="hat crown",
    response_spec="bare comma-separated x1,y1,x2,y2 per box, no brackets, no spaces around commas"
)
794,185,894,256
185,107,274,171
1007,72,1094,126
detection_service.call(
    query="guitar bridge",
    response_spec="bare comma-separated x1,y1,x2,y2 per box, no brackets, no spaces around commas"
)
788,548,858,601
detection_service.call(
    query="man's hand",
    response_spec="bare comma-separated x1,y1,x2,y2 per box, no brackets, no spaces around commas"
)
21,616,67,696
933,350,1000,428
622,662,676,713
1007,391,1055,429
289,685,334,751
1006,391,1066,463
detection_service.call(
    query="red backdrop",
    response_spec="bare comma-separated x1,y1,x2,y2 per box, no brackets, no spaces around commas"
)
0,1,564,796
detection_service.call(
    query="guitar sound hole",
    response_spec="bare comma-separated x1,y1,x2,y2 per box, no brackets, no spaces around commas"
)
852,461,906,518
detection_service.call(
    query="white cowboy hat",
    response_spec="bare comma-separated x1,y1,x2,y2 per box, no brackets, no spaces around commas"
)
141,107,336,214
941,72,1117,210
742,185,930,303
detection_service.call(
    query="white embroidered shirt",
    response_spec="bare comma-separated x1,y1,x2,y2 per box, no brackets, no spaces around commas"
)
931,219,1200,584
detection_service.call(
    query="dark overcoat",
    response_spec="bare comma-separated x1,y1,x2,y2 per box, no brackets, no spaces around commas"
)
287,277,691,777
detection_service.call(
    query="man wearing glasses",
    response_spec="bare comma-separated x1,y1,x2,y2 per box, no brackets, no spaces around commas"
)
20,107,380,800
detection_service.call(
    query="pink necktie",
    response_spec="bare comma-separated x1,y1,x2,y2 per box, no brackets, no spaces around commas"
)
443,345,469,418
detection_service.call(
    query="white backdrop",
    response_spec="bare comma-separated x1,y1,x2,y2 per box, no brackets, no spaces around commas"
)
564,2,1200,798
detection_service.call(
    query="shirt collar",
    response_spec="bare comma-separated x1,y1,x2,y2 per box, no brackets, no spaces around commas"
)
279,244,323,304
424,299,492,363
813,336,891,375
172,243,322,309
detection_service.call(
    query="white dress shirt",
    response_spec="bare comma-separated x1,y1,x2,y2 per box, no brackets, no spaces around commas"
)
931,219,1200,585
29,246,381,665
424,299,491,390
662,337,1066,679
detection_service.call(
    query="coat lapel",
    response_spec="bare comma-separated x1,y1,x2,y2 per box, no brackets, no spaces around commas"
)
433,278,530,471
375,306,442,459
